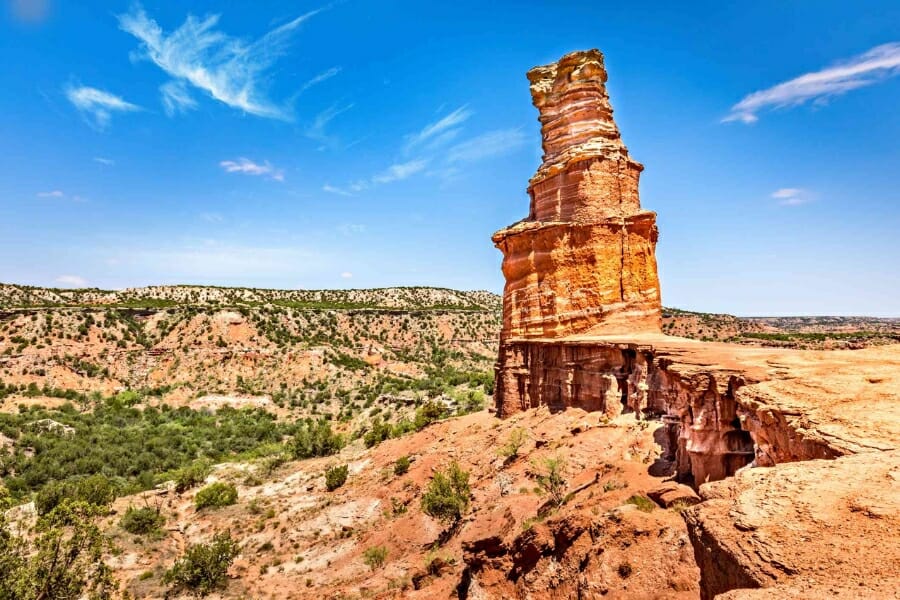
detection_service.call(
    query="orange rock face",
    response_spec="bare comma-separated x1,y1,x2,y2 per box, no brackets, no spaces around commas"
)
493,49,662,340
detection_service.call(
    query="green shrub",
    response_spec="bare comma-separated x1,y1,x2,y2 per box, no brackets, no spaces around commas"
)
363,545,388,570
164,532,239,596
363,418,392,448
195,482,238,510
325,465,349,491
625,495,655,512
535,457,567,508
174,460,212,493
34,474,116,516
0,484,14,511
421,461,470,526
497,428,527,459
393,455,410,476
291,419,343,459
414,400,448,430
120,505,165,536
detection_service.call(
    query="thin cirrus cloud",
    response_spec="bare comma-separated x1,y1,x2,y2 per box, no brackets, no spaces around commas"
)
446,128,527,163
117,3,324,120
403,105,472,152
36,190,87,202
322,110,526,195
771,188,813,206
299,67,342,94
724,42,900,124
160,80,198,116
219,158,284,182
306,102,354,148
64,85,141,129
93,157,115,166
324,159,428,195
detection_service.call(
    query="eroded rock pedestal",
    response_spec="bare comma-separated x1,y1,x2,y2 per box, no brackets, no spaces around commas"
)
492,49,661,348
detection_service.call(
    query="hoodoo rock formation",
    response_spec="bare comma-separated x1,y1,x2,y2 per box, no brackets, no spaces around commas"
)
492,49,662,343
487,48,900,600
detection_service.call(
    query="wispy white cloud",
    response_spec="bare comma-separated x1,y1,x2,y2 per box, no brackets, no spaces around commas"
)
322,184,353,196
404,105,472,151
447,128,526,163
93,157,115,166
200,212,224,223
324,159,428,195
219,158,284,182
56,275,88,288
36,190,64,198
340,271,353,279
371,159,428,184
299,67,341,94
64,85,140,129
160,80,198,116
724,42,900,124
118,3,323,120
771,188,813,206
306,102,354,148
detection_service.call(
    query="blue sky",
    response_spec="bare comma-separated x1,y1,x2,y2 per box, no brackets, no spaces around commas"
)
1,0,898,316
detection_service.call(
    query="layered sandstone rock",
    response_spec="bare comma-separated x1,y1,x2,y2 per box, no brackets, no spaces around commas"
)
492,49,662,341
685,449,900,599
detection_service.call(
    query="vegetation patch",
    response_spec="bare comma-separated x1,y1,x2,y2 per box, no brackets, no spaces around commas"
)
164,532,240,597
195,482,238,510
120,505,165,536
325,464,349,491
422,461,471,528
625,494,656,512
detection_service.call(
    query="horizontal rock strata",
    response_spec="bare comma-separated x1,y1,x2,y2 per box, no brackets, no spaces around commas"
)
493,49,661,342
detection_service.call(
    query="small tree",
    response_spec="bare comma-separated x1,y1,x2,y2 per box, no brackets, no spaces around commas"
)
291,419,344,459
421,461,470,529
195,482,238,510
0,500,117,600
164,532,239,597
497,428,527,460
325,465,349,491
535,457,567,508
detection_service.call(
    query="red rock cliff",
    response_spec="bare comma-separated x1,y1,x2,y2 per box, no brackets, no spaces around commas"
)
492,49,662,340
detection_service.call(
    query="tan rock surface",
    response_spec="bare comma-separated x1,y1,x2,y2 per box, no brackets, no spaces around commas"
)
684,449,900,599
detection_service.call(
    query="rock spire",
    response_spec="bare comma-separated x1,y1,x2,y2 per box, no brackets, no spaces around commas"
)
492,49,662,340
